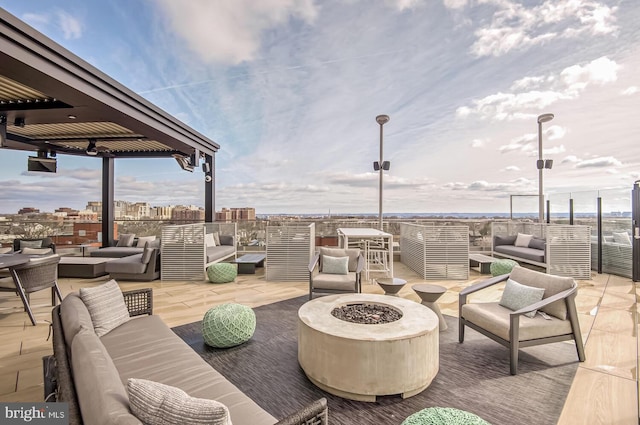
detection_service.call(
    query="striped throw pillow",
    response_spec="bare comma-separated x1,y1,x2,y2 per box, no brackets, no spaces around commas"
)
79,280,130,337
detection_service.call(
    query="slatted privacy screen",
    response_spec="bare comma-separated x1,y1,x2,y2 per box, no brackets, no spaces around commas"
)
547,225,592,279
266,224,315,281
491,221,546,241
400,223,469,280
161,224,206,281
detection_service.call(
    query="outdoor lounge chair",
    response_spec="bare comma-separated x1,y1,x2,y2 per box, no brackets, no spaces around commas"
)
458,265,585,375
308,247,364,300
0,255,62,326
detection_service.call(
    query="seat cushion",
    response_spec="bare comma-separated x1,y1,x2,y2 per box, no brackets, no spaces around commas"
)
312,272,357,291
461,302,572,341
494,245,545,263
206,246,236,263
510,266,575,320
105,254,147,274
91,247,144,258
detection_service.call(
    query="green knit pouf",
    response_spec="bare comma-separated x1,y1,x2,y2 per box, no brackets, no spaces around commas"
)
202,303,256,348
490,259,518,277
206,263,237,283
402,407,491,425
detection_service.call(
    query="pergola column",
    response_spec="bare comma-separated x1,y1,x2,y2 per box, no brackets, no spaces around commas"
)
101,157,114,247
204,153,215,222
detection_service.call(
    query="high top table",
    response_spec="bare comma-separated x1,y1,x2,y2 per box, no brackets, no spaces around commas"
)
337,228,393,278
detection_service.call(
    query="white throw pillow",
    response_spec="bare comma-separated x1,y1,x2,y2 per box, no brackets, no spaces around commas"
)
205,233,216,247
322,255,349,275
79,280,130,337
514,233,534,247
128,378,232,425
499,278,545,318
612,232,631,245
116,233,135,247
136,236,156,248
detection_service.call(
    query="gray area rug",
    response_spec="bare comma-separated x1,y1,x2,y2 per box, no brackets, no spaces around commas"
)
172,296,579,425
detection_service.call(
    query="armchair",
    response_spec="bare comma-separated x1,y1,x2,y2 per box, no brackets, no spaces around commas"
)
13,237,56,254
0,255,62,325
309,247,364,300
459,266,585,375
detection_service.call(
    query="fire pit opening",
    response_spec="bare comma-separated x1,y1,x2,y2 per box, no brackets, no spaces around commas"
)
331,302,403,324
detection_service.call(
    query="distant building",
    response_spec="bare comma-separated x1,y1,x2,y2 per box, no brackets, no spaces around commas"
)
216,207,256,222
150,205,175,220
171,206,204,222
18,207,40,214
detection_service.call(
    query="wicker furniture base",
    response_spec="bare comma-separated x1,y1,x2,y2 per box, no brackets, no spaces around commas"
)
490,259,518,277
203,303,256,348
206,263,237,283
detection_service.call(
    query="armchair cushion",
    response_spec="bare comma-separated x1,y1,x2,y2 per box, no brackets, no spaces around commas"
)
21,247,53,255
20,240,42,249
321,255,349,275
312,272,358,291
0,246,13,254
499,278,545,318
509,266,574,320
462,302,572,341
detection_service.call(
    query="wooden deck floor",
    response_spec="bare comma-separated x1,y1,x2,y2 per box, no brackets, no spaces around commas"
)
0,261,637,424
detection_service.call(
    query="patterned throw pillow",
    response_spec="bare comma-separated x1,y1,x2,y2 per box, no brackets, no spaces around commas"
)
499,278,545,318
128,378,232,425
79,280,130,337
322,255,349,275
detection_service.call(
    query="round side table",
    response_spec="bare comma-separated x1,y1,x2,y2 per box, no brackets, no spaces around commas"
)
412,284,448,331
376,278,407,297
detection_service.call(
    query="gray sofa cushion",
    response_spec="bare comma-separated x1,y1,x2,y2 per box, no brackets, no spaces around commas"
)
71,331,141,425
105,254,147,274
206,246,235,263
494,235,517,246
219,235,233,246
91,247,144,258
494,245,545,263
101,315,278,425
528,237,546,250
60,292,95,348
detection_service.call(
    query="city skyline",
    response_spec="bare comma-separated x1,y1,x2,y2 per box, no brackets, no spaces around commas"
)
0,1,638,214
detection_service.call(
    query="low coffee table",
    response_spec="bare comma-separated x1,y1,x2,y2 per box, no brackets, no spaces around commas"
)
233,254,266,274
375,277,407,297
469,253,496,274
58,257,115,278
412,284,448,332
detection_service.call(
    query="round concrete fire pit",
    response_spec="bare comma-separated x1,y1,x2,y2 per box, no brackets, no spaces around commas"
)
298,293,439,402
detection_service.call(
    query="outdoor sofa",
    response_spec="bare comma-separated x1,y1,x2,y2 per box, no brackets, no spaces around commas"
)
90,234,158,258
493,234,546,268
104,247,160,281
50,285,328,425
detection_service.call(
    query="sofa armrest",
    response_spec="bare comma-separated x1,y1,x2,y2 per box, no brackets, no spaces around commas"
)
274,398,328,425
123,288,153,316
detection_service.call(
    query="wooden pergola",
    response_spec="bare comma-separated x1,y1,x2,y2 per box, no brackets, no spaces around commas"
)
0,8,220,246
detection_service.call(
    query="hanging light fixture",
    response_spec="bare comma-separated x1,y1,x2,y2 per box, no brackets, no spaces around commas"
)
86,139,98,156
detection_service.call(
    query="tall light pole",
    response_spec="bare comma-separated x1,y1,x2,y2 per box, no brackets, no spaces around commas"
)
537,113,554,223
374,115,390,231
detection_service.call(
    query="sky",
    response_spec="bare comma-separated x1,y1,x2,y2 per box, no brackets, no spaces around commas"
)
0,0,639,215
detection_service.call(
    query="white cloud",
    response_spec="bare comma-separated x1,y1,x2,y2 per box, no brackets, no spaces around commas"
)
575,156,622,168
546,125,566,140
57,10,83,40
562,155,580,163
470,0,618,57
471,139,486,148
388,0,426,11
443,0,468,9
502,165,520,172
444,177,533,192
155,0,318,64
22,13,50,26
622,86,639,95
457,57,619,121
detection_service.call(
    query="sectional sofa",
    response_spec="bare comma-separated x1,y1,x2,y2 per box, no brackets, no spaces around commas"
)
51,286,328,424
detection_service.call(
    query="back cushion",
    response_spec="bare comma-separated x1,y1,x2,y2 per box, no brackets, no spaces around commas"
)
116,234,136,247
71,331,141,425
60,292,95,348
494,235,517,246
219,235,234,246
319,248,360,272
509,266,574,320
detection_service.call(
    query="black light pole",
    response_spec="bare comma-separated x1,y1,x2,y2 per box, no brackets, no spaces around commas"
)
537,113,554,223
